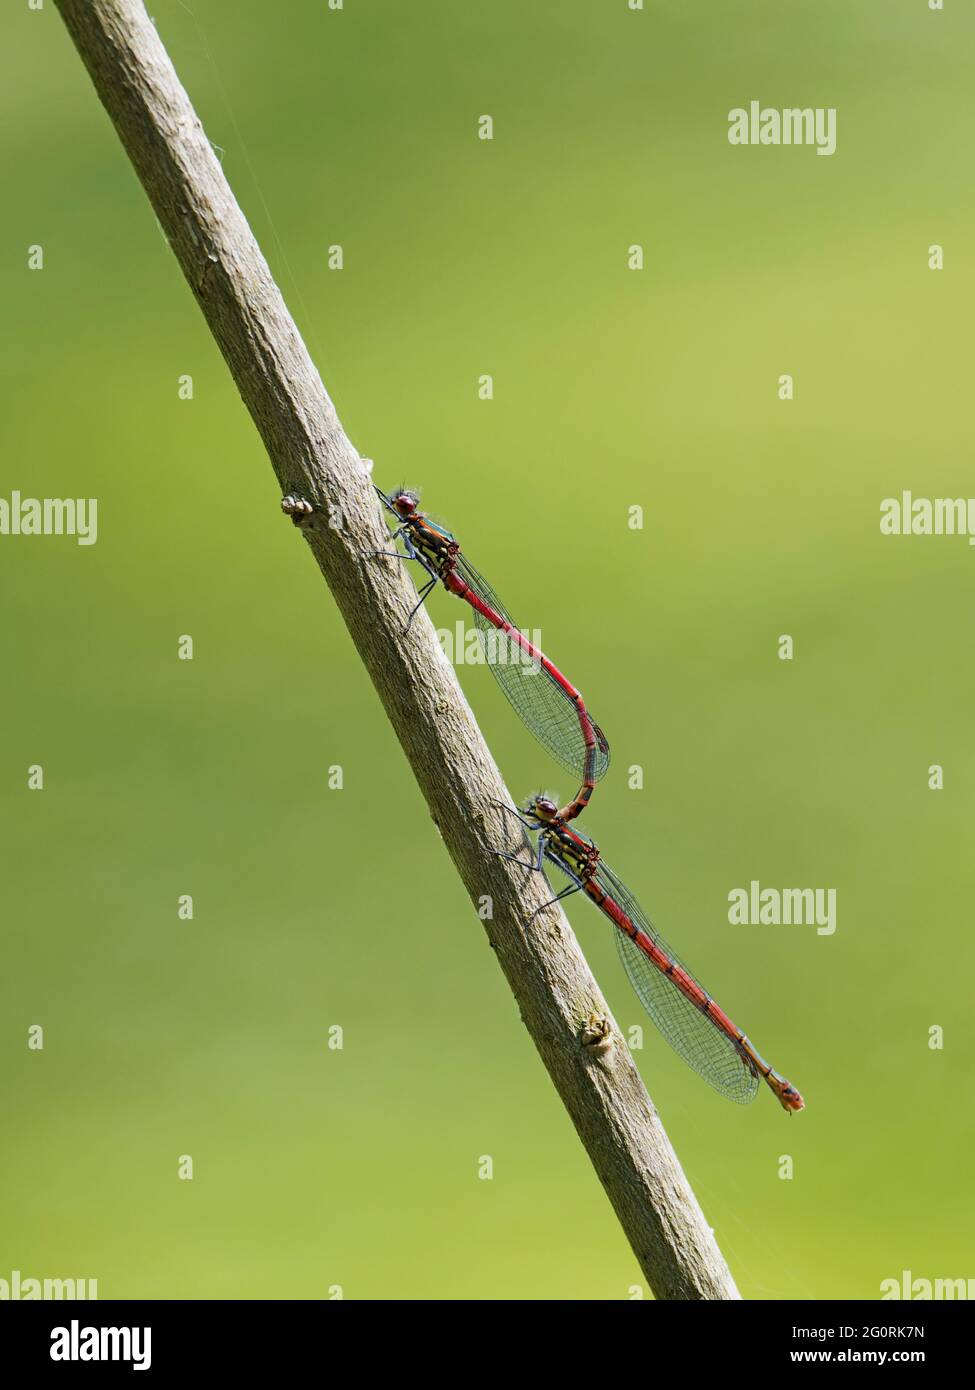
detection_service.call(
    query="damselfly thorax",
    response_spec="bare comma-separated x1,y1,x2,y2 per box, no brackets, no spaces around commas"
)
406,514,459,576
545,824,600,881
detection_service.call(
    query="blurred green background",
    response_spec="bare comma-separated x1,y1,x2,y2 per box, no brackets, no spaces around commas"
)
2,0,973,1300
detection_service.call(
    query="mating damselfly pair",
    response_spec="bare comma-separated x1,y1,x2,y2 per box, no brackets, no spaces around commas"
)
281,484,804,1113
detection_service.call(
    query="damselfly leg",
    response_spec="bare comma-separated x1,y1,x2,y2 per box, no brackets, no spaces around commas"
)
405,577,438,631
488,798,540,831
484,812,585,922
365,524,442,631
483,845,537,871
530,851,586,923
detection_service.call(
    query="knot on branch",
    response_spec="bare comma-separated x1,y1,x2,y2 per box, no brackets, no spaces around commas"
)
580,1012,615,1063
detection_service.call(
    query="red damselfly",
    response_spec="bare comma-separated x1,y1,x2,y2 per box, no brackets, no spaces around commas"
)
491,796,804,1112
369,487,610,820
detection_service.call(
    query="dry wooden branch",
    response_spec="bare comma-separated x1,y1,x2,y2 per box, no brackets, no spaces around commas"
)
53,0,740,1300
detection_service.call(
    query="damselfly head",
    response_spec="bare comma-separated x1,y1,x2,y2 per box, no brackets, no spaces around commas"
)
527,795,559,823
392,489,420,517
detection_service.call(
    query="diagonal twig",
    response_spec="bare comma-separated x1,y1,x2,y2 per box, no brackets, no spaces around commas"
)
53,0,740,1300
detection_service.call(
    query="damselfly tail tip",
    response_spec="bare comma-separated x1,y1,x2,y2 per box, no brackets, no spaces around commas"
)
777,1082,804,1113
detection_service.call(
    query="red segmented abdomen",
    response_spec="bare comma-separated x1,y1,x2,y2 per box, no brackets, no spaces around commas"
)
574,852,803,1111
703,1000,739,1037
585,876,629,928
447,569,603,804
449,572,574,682
588,881,744,1039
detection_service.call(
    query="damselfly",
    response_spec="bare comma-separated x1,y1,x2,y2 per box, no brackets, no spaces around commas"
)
371,487,609,820
491,796,804,1112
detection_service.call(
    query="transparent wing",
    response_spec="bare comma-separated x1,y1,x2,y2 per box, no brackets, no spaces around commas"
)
595,859,759,1104
454,553,610,785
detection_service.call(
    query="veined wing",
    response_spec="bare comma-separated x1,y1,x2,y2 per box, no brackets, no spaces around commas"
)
595,859,759,1104
454,553,610,785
